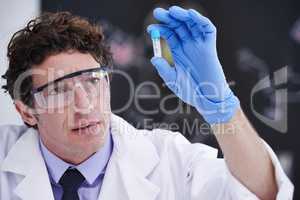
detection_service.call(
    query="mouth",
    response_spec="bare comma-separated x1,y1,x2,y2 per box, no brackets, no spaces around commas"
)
71,121,101,135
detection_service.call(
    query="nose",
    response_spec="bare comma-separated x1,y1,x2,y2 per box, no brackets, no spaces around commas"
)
73,83,93,113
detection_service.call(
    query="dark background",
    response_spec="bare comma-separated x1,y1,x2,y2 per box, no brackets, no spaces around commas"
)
43,0,300,198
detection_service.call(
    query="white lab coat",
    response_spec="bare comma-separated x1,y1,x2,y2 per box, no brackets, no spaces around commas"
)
0,114,294,200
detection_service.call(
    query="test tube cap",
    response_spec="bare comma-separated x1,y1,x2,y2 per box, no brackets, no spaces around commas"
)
151,29,160,39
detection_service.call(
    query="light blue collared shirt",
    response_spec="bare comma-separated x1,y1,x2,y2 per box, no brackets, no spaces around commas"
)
39,133,113,200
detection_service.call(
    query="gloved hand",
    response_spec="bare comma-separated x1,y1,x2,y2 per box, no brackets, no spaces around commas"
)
147,6,240,124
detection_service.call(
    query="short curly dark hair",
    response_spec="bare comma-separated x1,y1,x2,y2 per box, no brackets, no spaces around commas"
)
1,11,112,109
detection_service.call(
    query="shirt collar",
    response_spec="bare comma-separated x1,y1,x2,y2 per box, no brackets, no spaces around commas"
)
39,132,113,185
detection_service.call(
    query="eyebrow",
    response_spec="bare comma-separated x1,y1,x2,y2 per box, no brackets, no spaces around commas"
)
31,66,109,94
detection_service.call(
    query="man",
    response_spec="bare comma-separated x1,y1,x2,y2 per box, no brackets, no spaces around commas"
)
0,6,293,200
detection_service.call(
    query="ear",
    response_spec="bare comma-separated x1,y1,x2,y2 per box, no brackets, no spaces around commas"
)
14,100,38,126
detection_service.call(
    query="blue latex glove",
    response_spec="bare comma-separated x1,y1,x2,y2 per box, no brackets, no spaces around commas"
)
147,6,240,124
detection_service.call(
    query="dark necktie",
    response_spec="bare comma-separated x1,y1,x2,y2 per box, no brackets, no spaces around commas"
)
59,168,85,200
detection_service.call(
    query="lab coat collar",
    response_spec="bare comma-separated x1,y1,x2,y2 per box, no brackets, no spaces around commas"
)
98,114,160,200
1,114,160,200
1,128,55,200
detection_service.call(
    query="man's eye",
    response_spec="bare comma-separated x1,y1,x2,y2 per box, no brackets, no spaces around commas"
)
48,87,67,95
88,77,100,84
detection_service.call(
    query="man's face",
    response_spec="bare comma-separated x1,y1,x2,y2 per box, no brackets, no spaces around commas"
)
31,51,111,162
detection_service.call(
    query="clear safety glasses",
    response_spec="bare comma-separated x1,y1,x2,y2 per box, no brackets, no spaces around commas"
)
31,67,110,109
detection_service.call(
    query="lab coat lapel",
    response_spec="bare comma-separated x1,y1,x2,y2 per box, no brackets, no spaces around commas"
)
1,128,54,200
98,114,160,200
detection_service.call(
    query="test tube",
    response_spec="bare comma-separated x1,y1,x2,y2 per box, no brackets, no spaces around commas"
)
151,29,162,57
